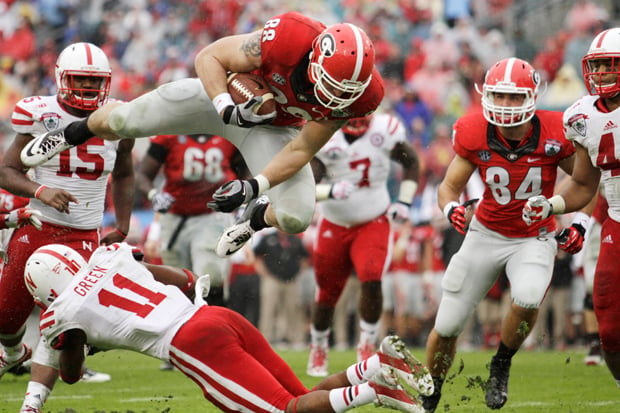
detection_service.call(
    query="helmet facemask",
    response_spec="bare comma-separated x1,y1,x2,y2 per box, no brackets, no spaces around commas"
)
477,57,540,127
582,55,620,98
55,42,112,111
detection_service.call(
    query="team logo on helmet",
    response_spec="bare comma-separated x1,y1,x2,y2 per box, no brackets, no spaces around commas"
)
41,113,61,131
544,139,562,156
567,113,587,137
319,34,336,57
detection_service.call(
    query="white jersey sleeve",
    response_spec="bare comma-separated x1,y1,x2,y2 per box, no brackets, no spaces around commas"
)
316,113,406,226
12,96,120,229
564,95,620,223
39,243,199,360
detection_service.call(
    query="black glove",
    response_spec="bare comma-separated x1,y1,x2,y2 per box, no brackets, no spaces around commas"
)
221,96,276,128
207,179,259,212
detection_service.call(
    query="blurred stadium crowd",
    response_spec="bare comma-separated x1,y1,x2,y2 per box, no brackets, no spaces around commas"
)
2,0,620,351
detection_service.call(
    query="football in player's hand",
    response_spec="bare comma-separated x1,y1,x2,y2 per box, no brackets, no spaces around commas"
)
227,72,276,116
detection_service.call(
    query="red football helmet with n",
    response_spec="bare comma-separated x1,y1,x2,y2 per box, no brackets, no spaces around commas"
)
478,57,540,127
308,23,375,110
582,28,620,98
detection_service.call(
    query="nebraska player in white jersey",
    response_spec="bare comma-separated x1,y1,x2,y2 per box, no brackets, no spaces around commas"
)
24,242,433,413
0,43,134,411
421,58,579,413
307,113,422,377
523,28,620,388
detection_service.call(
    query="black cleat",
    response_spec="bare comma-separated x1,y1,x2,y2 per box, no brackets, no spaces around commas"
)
485,356,510,409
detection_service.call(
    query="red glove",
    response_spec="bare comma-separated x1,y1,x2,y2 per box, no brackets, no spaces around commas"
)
443,199,478,235
556,223,586,254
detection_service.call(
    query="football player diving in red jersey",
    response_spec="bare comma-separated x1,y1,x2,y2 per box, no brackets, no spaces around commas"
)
20,12,384,259
420,57,581,412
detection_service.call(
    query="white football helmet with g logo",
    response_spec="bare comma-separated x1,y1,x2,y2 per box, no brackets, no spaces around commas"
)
24,244,86,308
55,42,111,111
478,57,540,127
582,28,620,98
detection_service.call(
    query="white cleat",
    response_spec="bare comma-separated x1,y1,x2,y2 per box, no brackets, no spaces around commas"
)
378,335,434,396
369,366,425,413
21,127,73,167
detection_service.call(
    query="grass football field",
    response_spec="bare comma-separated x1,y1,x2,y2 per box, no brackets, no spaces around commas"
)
1,347,617,412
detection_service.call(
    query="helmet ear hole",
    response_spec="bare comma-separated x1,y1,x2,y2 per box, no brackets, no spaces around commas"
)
24,244,86,308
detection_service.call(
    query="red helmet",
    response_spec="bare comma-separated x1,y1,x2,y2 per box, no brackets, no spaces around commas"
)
478,58,540,127
55,42,111,111
309,23,375,110
342,115,372,137
582,28,620,98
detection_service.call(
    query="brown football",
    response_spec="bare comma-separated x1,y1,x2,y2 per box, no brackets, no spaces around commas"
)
226,72,276,116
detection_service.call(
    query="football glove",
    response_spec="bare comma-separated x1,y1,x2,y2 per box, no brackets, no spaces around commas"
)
330,180,355,200
6,207,42,230
221,96,276,128
522,195,552,225
444,199,478,235
149,191,175,213
555,223,586,254
208,179,258,212
387,201,410,223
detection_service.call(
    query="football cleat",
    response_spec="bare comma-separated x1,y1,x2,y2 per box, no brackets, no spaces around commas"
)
21,127,73,167
485,356,510,409
306,344,329,377
0,343,32,378
80,367,111,383
419,390,441,413
584,354,604,366
215,196,267,257
369,366,425,413
378,336,434,396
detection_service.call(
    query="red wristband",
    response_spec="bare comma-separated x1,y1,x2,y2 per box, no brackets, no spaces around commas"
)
114,228,128,239
181,269,196,293
34,185,46,199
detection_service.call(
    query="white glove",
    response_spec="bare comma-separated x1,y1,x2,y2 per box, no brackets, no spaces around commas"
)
522,195,552,225
330,180,355,200
194,274,211,306
221,96,276,128
149,191,176,213
387,202,410,223
6,208,43,230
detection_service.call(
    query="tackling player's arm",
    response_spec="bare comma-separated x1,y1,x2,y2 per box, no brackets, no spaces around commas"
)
0,133,78,213
142,262,199,299
135,142,165,198
54,328,88,384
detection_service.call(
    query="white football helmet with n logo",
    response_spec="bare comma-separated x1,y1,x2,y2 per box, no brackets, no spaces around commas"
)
55,42,111,111
24,244,86,308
